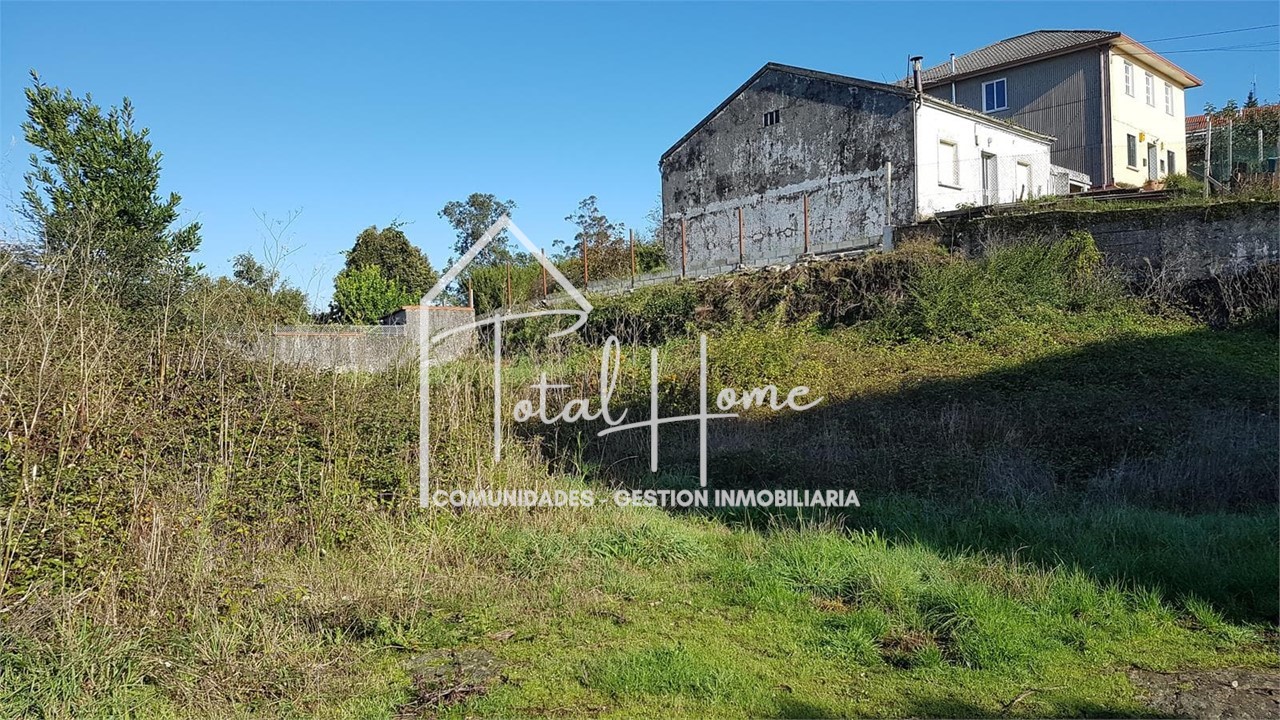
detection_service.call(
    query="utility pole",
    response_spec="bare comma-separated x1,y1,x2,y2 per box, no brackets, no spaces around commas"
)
540,249,548,296
505,260,512,306
1227,116,1234,189
1204,115,1213,199
629,228,636,287
581,234,589,287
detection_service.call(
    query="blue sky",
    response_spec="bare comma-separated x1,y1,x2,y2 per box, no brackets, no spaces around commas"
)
3,1,1277,308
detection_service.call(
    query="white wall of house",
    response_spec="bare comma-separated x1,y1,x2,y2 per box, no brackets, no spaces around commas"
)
1106,48,1189,187
914,99,1055,218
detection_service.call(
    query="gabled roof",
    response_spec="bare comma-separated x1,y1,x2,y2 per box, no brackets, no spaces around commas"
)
914,30,1202,89
660,62,913,163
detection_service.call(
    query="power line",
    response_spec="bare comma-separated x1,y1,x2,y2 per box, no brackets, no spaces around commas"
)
1139,24,1278,44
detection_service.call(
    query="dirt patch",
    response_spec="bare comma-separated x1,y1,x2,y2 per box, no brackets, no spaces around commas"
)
396,648,504,718
1128,668,1280,719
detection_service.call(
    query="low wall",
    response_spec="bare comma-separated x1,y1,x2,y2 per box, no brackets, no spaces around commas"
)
261,306,477,372
902,200,1279,280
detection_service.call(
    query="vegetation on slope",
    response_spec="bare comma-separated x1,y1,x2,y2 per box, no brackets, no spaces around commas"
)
1,234,1276,718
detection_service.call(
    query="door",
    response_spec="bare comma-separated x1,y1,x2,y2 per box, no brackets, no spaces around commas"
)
1147,143,1158,181
1017,162,1033,200
981,152,998,205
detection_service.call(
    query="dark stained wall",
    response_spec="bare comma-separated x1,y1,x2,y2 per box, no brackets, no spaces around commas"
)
660,68,918,273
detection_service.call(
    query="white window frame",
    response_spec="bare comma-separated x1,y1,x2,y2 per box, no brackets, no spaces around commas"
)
1144,72,1155,107
938,138,961,188
982,78,1008,112
1126,134,1138,169
1164,83,1174,115
1123,62,1134,97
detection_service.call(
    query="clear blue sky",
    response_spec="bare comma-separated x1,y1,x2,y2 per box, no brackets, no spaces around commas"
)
3,2,1277,308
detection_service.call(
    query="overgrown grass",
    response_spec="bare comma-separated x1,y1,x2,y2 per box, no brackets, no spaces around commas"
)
2,238,1275,717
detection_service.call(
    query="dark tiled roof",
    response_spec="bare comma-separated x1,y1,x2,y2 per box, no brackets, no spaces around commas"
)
917,30,1119,86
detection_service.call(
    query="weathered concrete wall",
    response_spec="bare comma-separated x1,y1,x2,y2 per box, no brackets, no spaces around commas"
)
261,326,413,373
262,306,477,372
661,67,918,275
384,305,477,362
901,200,1279,280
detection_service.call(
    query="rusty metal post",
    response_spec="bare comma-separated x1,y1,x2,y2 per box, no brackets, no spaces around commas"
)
802,194,810,254
541,249,548,296
468,284,474,309
680,218,687,278
629,228,636,286
505,260,512,306
737,206,744,265
582,234,589,287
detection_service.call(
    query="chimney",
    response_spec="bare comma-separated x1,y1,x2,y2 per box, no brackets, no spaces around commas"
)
910,56,924,95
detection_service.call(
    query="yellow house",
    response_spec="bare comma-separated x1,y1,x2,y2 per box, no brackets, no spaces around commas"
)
917,30,1203,189
1106,40,1201,186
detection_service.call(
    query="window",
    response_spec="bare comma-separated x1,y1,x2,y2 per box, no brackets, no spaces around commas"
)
1144,73,1155,107
763,110,780,127
1167,150,1176,174
938,139,960,187
1126,134,1138,168
982,78,1007,112
1164,83,1174,115
1123,62,1134,97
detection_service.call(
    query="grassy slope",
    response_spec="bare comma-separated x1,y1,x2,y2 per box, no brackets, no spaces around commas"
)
2,238,1277,718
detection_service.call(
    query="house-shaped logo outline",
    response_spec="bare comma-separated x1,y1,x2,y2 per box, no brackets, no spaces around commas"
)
418,215,593,505
420,215,592,336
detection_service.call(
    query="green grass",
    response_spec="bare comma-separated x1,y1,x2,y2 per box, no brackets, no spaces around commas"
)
3,236,1276,717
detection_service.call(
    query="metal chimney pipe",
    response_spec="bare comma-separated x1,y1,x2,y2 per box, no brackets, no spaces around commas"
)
950,53,956,73
910,55,924,95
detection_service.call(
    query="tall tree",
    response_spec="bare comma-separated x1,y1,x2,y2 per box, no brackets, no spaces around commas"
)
565,195,628,279
344,224,438,299
439,193,516,266
21,71,201,308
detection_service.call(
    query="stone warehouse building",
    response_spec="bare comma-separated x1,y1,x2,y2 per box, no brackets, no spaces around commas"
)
660,62,1059,276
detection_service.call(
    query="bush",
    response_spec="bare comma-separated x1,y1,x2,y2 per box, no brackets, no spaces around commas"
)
1163,173,1204,196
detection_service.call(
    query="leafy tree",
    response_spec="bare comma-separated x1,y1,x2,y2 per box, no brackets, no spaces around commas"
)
232,252,277,294
331,265,415,324
344,224,439,299
439,193,517,266
20,71,201,309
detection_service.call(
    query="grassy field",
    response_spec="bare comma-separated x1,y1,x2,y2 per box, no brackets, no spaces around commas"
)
2,236,1276,717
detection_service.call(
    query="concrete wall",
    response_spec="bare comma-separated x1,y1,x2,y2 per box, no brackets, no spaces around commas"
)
915,100,1054,216
660,67,917,275
384,305,477,362
263,305,476,373
901,200,1279,280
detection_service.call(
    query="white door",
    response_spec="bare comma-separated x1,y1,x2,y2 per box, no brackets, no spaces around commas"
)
1018,162,1033,200
981,153,999,205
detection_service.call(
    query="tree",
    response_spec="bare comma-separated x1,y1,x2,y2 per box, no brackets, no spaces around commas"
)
564,195,627,280
232,253,278,294
343,224,438,299
21,71,201,309
331,265,415,324
439,193,517,266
